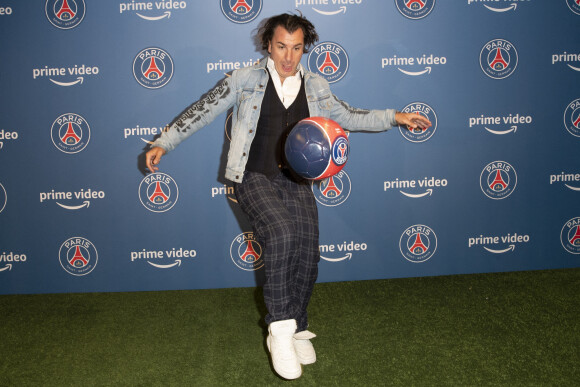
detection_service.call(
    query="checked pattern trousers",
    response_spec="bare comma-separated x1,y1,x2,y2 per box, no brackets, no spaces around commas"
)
235,171,320,332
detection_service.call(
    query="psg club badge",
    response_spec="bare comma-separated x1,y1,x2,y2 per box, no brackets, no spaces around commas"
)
45,0,86,29
399,224,437,263
398,102,437,143
0,183,6,214
395,0,436,19
312,170,352,207
221,0,262,23
566,0,580,15
564,98,580,137
133,47,174,89
307,42,349,84
59,237,98,276
561,217,580,254
51,113,91,154
138,172,179,213
480,38,518,79
230,232,264,271
480,161,517,200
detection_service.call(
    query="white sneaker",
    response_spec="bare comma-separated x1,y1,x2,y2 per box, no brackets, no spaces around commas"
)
294,330,316,365
267,319,302,379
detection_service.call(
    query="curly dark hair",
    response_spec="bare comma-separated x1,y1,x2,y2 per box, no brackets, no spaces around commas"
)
258,13,319,53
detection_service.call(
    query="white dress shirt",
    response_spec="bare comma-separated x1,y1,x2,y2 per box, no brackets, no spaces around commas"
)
267,57,304,109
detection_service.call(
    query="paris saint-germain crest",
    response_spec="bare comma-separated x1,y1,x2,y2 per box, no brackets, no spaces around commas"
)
45,0,86,29
395,0,436,19
561,217,580,254
312,170,351,207
51,113,91,154
0,183,6,214
133,47,174,89
221,0,262,23
59,237,98,276
139,172,179,212
308,42,349,84
398,102,437,143
564,98,580,137
480,38,518,79
566,0,580,15
230,232,264,271
399,224,437,263
480,161,517,200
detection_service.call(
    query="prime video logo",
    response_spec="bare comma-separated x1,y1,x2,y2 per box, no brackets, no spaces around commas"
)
206,58,260,74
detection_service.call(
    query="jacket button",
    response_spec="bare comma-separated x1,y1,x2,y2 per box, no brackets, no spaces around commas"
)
243,152,247,156
249,129,253,133
253,106,257,109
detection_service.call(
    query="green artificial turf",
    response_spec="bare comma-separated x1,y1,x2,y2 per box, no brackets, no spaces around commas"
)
1,268,578,386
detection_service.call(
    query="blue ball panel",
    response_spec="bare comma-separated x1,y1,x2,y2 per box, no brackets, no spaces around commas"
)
285,121,332,179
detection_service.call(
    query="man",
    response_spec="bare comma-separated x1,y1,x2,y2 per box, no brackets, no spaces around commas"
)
145,13,431,380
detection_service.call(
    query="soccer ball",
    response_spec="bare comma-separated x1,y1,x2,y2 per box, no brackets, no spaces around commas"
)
284,117,349,180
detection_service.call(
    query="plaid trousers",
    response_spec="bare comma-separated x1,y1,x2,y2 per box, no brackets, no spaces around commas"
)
234,171,320,332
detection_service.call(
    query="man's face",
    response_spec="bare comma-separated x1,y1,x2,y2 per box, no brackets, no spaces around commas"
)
268,25,305,84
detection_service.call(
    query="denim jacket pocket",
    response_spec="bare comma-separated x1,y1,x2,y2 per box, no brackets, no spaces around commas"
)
237,90,257,118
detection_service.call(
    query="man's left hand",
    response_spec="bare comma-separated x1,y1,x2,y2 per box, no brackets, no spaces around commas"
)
395,111,432,130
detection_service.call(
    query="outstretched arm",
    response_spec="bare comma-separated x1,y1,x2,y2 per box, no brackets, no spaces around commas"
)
327,93,431,132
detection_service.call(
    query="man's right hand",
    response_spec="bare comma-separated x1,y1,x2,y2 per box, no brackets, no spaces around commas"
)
145,146,166,173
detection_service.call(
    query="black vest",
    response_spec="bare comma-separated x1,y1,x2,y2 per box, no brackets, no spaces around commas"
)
245,70,310,177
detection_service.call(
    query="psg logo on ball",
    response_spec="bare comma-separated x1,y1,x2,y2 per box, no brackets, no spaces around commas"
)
59,237,98,276
308,42,349,84
480,39,518,79
45,0,86,29
399,224,437,263
221,0,262,23
480,161,517,200
284,117,349,180
133,47,174,89
561,217,580,254
399,102,437,143
230,232,264,271
51,113,91,154
139,172,179,212
395,0,436,19
332,137,349,166
563,98,580,137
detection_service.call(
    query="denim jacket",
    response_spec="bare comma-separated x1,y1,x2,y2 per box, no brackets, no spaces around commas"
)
153,58,397,183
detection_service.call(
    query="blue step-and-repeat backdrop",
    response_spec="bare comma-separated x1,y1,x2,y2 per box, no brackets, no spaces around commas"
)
1,1,579,295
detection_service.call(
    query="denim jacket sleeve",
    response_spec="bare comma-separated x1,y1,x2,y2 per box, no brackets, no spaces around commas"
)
304,73,398,132
152,76,237,153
